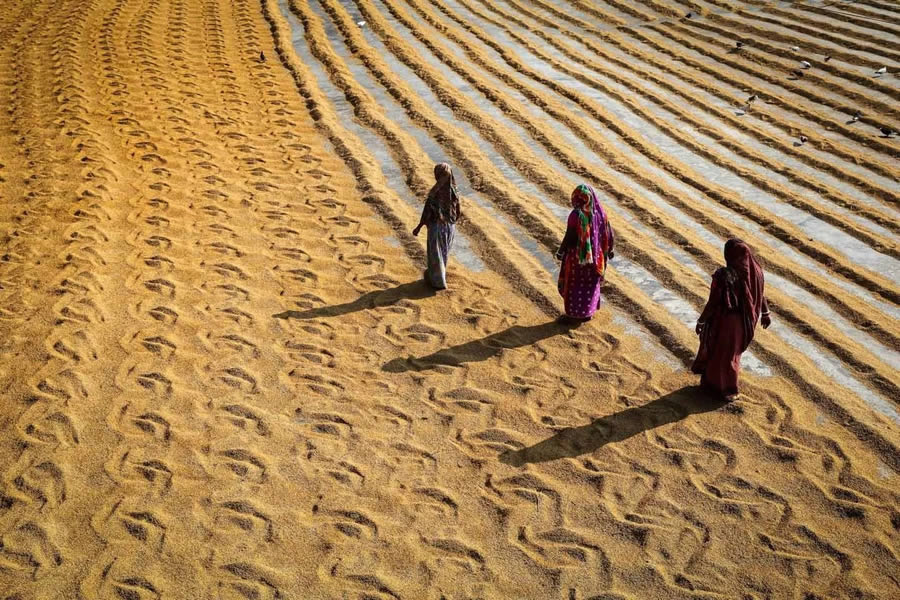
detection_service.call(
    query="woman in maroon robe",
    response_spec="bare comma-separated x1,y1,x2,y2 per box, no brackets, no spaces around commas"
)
692,239,771,397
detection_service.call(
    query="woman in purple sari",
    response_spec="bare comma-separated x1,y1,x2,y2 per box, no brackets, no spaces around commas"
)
413,163,460,290
556,184,615,323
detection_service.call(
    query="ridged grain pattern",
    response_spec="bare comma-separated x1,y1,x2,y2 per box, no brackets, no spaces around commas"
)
0,1,897,598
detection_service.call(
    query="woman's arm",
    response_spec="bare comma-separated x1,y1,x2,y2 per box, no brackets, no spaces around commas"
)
760,295,771,329
413,200,435,236
556,227,576,259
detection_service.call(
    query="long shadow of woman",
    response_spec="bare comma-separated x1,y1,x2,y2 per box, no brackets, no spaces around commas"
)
499,385,730,466
382,319,578,372
272,280,437,321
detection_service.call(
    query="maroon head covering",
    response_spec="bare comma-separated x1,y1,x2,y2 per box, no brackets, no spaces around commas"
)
721,238,765,347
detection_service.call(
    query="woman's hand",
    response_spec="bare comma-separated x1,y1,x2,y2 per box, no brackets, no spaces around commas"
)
761,314,771,329
555,249,565,261
695,322,704,335
412,224,422,237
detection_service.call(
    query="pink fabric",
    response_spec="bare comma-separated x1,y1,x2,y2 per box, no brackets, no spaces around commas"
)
560,212,604,318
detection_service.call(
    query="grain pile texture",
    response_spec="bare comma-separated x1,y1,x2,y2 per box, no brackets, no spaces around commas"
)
0,0,898,599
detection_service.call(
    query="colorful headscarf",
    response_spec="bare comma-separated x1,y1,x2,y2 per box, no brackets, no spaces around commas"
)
570,184,612,275
425,163,460,224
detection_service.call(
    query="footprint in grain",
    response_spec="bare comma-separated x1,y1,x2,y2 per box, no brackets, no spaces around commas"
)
48,330,98,362
140,334,176,359
342,573,402,600
422,537,486,571
217,448,267,483
413,487,459,518
130,411,171,444
105,575,161,600
34,370,88,402
206,241,243,257
21,409,80,448
286,371,346,397
214,306,254,326
325,461,365,487
135,371,173,397
320,508,378,539
56,298,105,324
146,305,178,325
282,341,335,367
208,332,260,359
214,500,275,543
0,521,63,578
214,366,258,392
113,451,173,496
142,255,174,271
96,500,168,551
11,461,67,507
295,409,352,438
217,403,270,436
213,562,282,600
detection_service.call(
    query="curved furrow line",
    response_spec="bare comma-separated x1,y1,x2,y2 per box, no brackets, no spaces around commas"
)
647,21,900,161
833,2,900,25
615,25,899,189
473,0,900,247
771,5,900,52
711,2,900,63
693,16,900,113
857,0,900,16
318,0,900,407
524,0,626,28
731,4,900,57
565,0,656,23
406,0,900,331
487,0,896,192
561,0,637,25
432,0,900,304
807,0,900,28
599,31,899,213
523,14,900,243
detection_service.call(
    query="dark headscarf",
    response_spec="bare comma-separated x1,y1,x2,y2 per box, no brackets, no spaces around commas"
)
718,238,765,348
424,163,460,224
570,184,612,274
